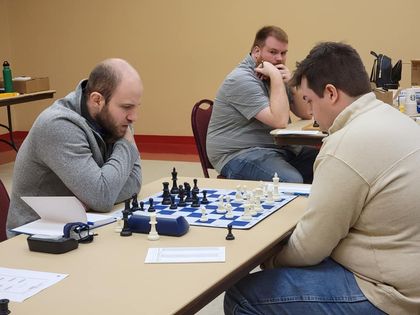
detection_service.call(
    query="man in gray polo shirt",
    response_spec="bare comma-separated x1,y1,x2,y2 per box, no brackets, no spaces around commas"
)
207,26,317,183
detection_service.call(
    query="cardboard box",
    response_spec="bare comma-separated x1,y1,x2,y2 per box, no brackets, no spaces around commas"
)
412,60,420,86
374,88,394,105
0,77,50,94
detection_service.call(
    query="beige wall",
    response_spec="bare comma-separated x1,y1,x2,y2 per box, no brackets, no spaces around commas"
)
2,0,420,136
0,0,12,128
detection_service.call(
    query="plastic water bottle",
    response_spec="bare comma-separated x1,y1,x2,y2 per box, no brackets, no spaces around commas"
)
2,61,14,92
405,88,417,116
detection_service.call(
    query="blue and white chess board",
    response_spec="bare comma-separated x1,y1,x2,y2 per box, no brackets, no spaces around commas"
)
138,188,296,230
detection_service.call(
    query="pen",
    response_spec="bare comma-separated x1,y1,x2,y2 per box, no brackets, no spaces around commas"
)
282,192,310,197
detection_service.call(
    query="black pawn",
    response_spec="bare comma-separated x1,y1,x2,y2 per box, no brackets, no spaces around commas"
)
131,193,141,212
184,182,193,203
148,197,156,212
226,223,235,240
201,190,209,204
192,178,199,193
0,299,10,315
169,195,178,209
139,201,145,211
162,182,172,205
178,185,187,207
170,167,179,194
191,190,200,207
120,200,132,237
313,120,319,128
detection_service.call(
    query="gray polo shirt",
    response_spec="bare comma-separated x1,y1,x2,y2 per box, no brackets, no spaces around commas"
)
207,54,287,172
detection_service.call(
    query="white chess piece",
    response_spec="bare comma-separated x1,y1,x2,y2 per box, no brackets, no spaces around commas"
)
199,206,208,222
147,212,160,241
254,196,263,213
235,187,243,201
266,190,274,204
272,172,280,200
240,204,252,221
225,203,234,219
217,195,226,213
114,217,123,233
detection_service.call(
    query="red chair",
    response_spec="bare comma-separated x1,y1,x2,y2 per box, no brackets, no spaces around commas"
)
191,99,224,178
0,179,10,242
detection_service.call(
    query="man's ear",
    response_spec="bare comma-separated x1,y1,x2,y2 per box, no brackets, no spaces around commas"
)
88,92,104,108
251,45,261,58
324,84,338,103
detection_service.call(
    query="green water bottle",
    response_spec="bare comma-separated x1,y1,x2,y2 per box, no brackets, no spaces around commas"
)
2,61,14,92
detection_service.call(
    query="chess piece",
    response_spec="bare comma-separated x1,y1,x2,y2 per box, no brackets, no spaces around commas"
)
161,182,172,205
225,223,235,240
191,190,200,207
139,201,145,211
235,186,243,201
114,217,123,233
131,193,141,212
192,178,199,194
216,195,226,213
148,197,156,212
199,206,208,222
120,201,132,237
170,167,179,194
178,185,187,207
254,196,263,213
266,190,274,204
0,299,11,315
225,203,234,219
240,204,252,221
201,190,209,204
169,195,178,209
147,212,160,241
184,182,193,203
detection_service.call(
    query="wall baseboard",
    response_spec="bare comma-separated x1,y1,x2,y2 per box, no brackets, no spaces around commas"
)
0,132,199,156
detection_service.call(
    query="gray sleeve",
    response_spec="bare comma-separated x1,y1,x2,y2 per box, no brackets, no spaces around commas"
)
224,73,269,120
34,117,141,212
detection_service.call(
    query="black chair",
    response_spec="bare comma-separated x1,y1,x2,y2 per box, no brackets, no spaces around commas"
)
191,99,224,178
0,179,10,242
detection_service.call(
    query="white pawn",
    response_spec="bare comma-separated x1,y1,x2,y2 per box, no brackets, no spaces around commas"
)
254,196,263,213
225,203,234,219
148,212,160,241
235,187,243,201
217,195,226,213
114,217,123,233
199,206,208,222
266,190,274,204
240,204,252,221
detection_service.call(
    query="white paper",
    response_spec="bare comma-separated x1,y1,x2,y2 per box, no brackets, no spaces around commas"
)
145,247,225,264
12,196,116,235
270,129,324,136
0,267,68,302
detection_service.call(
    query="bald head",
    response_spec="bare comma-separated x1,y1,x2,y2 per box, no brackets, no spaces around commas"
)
85,58,142,104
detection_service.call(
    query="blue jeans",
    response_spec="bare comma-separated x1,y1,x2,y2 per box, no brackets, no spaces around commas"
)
224,258,386,315
221,146,318,183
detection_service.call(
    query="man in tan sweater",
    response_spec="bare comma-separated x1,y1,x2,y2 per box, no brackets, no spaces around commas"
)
224,42,420,315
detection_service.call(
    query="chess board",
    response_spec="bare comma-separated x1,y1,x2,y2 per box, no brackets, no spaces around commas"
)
137,188,296,230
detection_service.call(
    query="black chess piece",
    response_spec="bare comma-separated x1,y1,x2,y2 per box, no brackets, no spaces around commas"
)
169,195,177,209
0,298,11,315
170,167,179,194
120,200,132,237
162,182,172,205
184,182,193,203
148,197,156,212
178,185,187,207
139,201,145,211
226,223,235,240
191,190,200,207
192,178,199,194
131,193,141,212
313,120,319,127
201,190,209,204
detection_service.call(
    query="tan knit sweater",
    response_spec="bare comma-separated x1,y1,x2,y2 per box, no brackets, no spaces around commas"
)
268,93,420,314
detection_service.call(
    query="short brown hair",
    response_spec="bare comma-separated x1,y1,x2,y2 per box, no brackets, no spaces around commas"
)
290,42,371,98
251,26,288,52
85,62,122,104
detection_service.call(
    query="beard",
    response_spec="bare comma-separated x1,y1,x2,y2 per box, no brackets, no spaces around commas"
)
95,105,125,143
